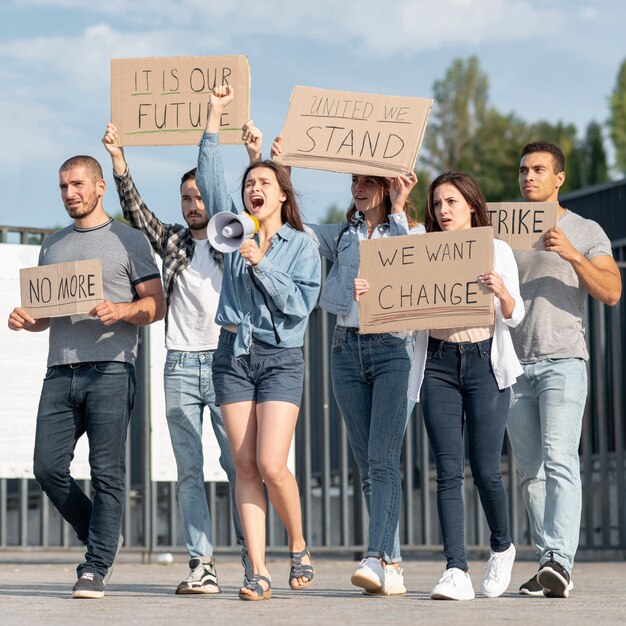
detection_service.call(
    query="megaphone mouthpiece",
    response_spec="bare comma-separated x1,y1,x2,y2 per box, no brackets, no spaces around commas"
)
222,222,244,238
207,211,260,253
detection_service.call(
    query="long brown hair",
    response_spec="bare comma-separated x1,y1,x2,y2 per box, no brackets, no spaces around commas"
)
425,171,491,232
240,160,304,232
345,175,418,228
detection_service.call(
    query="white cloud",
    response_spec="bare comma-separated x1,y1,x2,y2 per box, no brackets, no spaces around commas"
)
9,1,566,57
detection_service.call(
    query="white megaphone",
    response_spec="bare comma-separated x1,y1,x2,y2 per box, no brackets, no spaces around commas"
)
207,211,260,253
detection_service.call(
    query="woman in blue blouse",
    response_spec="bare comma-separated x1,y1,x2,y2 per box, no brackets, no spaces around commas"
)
197,86,321,601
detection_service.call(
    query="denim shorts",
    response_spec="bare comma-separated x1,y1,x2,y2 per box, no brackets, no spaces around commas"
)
212,329,305,407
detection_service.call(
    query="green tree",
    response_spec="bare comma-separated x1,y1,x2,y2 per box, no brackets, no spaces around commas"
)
320,203,345,224
578,121,609,187
609,59,626,174
424,56,488,173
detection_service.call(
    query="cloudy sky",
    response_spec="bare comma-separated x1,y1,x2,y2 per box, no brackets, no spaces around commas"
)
1,0,624,231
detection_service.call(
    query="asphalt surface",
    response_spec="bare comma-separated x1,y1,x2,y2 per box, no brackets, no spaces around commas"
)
0,550,624,625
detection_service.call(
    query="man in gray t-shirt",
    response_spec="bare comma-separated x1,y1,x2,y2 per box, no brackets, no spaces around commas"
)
8,155,164,599
506,142,621,598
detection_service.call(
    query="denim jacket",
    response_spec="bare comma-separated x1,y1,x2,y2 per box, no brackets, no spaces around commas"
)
197,132,321,356
305,218,425,316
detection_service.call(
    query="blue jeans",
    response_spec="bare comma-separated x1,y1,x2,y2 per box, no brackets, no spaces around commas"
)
164,350,243,558
421,338,512,572
33,362,136,579
331,327,415,563
506,358,587,573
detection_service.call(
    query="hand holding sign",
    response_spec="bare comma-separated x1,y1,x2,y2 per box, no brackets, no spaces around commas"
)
543,226,580,262
90,300,122,326
242,119,263,163
390,171,418,213
478,269,515,319
8,307,38,331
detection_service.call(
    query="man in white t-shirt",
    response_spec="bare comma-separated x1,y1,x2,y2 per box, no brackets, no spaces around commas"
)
507,141,621,598
102,122,262,594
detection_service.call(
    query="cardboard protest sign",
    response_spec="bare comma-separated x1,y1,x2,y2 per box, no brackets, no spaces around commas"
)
20,259,103,319
274,85,432,176
358,227,494,333
488,202,558,251
111,55,250,146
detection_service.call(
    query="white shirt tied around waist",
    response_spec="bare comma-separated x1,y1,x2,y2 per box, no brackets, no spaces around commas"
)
408,239,525,401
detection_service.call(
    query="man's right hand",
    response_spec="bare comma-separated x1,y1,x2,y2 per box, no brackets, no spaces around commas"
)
8,307,48,332
102,123,127,175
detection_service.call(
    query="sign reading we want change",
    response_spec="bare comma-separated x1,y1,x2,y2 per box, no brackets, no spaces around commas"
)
20,259,103,319
358,227,494,334
111,55,250,146
274,86,433,176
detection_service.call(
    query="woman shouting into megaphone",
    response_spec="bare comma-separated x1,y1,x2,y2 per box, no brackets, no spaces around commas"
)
197,85,320,601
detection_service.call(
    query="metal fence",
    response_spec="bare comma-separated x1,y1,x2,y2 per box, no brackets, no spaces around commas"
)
1,206,625,558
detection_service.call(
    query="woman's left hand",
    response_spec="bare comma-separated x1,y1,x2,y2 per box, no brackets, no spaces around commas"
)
353,277,370,302
240,239,264,265
479,270,508,299
389,171,418,213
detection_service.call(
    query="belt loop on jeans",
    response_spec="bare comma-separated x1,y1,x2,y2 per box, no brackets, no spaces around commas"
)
336,326,359,333
436,339,444,358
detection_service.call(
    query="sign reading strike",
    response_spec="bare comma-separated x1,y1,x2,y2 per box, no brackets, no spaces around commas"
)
358,227,494,333
20,259,103,319
488,202,558,251
274,86,433,176
111,55,251,146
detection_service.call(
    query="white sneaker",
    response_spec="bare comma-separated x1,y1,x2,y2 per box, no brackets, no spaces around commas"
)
381,564,406,596
481,544,516,598
431,567,475,600
351,557,384,594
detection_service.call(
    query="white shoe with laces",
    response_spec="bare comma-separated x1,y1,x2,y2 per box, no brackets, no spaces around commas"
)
351,557,384,594
431,567,475,600
481,544,516,598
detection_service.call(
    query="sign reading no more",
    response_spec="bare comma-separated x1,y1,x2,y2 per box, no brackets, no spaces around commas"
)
20,259,104,319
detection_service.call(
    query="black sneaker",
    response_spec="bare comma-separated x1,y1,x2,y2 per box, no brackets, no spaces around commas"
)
519,573,544,596
175,557,220,594
537,555,571,598
72,572,105,599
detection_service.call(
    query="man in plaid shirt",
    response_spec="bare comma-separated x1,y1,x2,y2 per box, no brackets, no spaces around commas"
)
102,121,262,594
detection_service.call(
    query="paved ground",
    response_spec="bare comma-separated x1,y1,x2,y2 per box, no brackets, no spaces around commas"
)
0,550,625,625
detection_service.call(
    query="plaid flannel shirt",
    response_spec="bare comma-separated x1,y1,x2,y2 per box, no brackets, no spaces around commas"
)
113,167,224,332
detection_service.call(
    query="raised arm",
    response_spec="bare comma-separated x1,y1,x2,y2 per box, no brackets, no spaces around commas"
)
197,86,238,217
102,123,170,255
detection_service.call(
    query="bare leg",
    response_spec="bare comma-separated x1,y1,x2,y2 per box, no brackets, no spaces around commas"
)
221,401,270,597
256,401,311,587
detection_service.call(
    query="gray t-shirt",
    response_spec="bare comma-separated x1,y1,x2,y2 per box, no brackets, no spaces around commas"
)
511,209,613,363
38,218,161,366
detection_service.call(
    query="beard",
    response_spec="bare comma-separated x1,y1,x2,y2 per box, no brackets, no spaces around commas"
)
64,192,99,219
185,214,209,230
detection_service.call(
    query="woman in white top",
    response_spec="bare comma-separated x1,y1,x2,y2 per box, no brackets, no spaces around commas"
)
413,171,523,601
